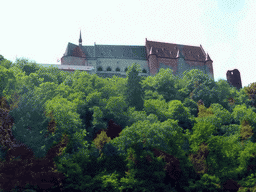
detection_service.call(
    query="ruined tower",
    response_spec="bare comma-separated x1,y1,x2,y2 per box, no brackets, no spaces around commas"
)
226,69,242,90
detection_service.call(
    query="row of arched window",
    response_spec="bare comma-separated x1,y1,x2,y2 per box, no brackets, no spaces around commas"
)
97,66,147,73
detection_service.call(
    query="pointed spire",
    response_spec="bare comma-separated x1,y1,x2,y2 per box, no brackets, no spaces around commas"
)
79,30,82,47
206,53,212,61
149,47,153,55
176,48,184,58
176,49,180,58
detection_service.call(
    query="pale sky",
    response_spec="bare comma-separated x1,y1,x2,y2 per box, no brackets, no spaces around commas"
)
1,0,255,88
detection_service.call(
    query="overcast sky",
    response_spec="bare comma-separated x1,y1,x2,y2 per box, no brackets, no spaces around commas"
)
1,0,255,88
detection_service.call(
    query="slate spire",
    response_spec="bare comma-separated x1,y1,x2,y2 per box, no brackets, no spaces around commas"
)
79,30,82,47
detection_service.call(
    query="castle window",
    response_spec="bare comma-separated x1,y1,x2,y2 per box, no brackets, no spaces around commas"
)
117,61,119,64
125,67,128,72
142,69,147,73
116,67,120,72
97,66,103,71
107,67,112,71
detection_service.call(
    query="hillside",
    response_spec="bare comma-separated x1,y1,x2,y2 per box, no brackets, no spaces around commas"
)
1,56,256,192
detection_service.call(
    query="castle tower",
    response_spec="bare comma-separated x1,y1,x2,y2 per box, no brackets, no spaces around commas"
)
226,69,242,90
176,47,186,78
205,53,214,79
148,47,159,76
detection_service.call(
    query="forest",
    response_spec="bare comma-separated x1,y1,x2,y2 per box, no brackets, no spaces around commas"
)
1,54,256,192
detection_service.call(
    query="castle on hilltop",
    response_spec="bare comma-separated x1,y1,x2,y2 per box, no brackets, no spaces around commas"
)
60,31,214,80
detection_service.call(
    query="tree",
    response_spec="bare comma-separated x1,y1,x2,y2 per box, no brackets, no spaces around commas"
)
22,62,40,76
124,63,144,111
0,59,13,69
244,82,256,108
144,99,169,122
0,66,17,99
0,54,4,62
167,100,196,130
142,68,178,103
36,65,59,84
180,69,217,108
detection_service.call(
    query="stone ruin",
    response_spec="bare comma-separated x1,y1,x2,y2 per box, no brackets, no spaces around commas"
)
226,69,242,90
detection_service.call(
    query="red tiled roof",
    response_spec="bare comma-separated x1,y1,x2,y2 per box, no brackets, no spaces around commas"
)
146,40,207,62
72,46,86,58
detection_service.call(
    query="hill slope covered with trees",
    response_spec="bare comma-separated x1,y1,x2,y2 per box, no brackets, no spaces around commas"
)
1,55,256,192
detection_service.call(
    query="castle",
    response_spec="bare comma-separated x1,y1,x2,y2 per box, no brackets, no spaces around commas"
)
60,31,214,80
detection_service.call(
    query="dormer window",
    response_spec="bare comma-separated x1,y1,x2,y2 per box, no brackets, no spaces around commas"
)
189,51,191,54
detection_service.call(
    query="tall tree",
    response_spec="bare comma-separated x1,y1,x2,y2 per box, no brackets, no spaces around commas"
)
124,63,144,111
0,55,4,62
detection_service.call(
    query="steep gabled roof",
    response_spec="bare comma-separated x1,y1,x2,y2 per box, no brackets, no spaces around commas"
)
146,39,208,62
72,46,86,58
62,39,211,62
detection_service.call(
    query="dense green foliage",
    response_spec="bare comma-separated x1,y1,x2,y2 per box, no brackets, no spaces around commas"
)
1,55,256,191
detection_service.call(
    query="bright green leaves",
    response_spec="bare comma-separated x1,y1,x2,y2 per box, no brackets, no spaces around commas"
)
210,103,233,126
0,66,16,99
167,100,196,130
90,106,106,130
36,65,59,84
144,99,195,130
21,73,44,91
141,68,178,103
44,95,82,136
93,130,111,152
187,173,222,192
189,121,217,153
110,119,185,159
34,82,58,105
143,99,168,122
104,95,128,124
232,104,256,125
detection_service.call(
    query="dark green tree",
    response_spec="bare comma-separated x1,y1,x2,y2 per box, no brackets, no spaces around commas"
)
124,63,144,111
22,62,40,76
0,54,4,62
0,56,13,69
